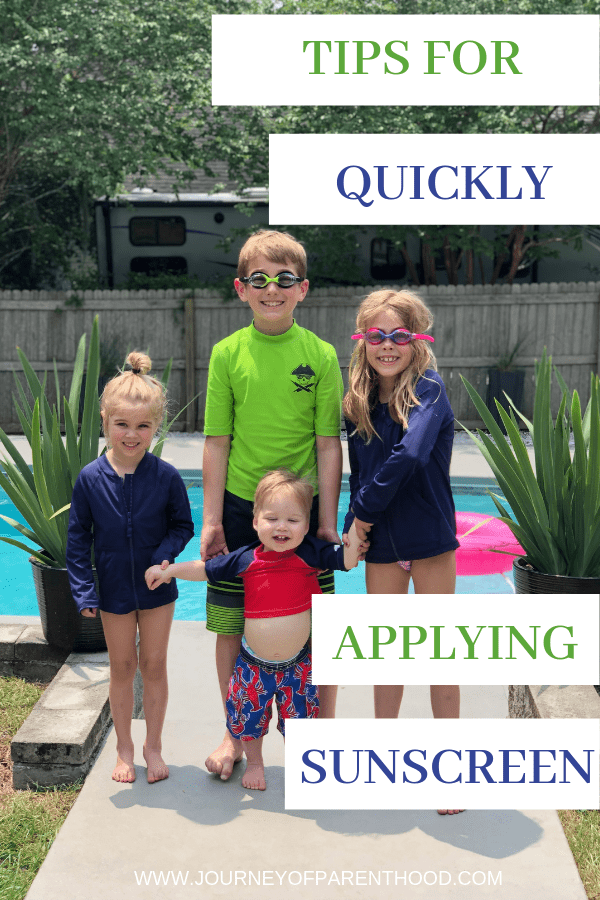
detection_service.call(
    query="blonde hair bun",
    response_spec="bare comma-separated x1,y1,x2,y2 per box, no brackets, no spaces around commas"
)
125,351,152,375
101,350,167,424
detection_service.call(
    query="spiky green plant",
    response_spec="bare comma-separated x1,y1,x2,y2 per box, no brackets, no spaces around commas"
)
0,317,173,569
461,350,600,578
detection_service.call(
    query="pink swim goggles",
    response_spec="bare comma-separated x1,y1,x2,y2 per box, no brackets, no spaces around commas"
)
352,328,435,346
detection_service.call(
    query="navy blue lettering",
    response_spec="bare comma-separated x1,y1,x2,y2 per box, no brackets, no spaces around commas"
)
462,166,494,200
467,749,496,783
301,749,326,783
501,749,526,783
499,166,523,200
376,166,405,200
428,166,458,200
337,166,373,207
432,749,462,784
403,749,427,783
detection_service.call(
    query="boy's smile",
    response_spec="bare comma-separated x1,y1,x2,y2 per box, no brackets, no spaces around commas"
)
235,253,309,336
253,495,309,553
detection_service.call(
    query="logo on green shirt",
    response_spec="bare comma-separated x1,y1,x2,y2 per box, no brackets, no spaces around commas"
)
291,364,316,393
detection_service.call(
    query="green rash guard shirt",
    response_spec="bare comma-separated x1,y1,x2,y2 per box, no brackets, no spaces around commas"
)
204,321,343,501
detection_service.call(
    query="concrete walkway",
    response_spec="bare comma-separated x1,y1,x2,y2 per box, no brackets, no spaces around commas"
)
25,623,587,900
19,432,587,900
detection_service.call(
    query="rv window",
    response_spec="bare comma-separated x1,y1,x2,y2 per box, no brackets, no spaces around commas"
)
370,239,406,281
130,257,188,276
130,217,186,246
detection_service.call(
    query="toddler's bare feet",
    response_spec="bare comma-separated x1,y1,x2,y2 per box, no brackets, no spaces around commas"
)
112,747,136,783
437,809,465,815
143,746,169,783
205,733,243,781
242,762,266,791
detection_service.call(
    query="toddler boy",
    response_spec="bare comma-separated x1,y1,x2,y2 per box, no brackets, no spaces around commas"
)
147,470,362,790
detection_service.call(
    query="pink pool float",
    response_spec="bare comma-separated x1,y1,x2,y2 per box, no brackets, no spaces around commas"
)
456,511,524,576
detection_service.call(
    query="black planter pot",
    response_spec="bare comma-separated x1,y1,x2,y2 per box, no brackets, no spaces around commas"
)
30,557,106,652
513,557,600,594
486,369,525,434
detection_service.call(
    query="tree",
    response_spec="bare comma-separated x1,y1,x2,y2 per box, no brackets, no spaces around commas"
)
0,0,241,284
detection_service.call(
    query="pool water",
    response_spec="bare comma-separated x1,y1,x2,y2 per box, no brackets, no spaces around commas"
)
0,485,514,621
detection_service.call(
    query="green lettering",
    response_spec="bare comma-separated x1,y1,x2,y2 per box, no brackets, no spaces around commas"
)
369,625,397,659
453,40,487,75
431,625,455,660
492,40,521,75
424,40,450,74
457,625,486,659
543,625,576,660
508,626,538,659
354,40,380,75
401,625,427,659
303,40,331,75
384,40,409,75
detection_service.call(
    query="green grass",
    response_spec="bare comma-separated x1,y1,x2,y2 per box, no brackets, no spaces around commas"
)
558,809,600,900
0,677,82,900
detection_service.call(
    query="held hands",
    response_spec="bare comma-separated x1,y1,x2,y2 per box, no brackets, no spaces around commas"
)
145,559,172,590
351,516,373,543
342,521,370,569
200,523,229,561
81,608,97,618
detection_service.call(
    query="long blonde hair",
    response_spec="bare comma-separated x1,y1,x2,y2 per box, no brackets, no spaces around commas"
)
343,290,436,441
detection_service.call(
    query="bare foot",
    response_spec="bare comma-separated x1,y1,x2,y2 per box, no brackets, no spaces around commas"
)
437,809,465,815
205,734,243,781
242,762,266,791
112,749,136,783
143,746,169,783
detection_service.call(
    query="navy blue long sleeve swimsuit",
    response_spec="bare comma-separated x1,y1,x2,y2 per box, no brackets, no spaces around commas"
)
67,453,194,614
344,370,459,563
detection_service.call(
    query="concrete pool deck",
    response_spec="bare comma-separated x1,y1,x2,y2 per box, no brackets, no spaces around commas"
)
17,431,589,900
4,428,530,480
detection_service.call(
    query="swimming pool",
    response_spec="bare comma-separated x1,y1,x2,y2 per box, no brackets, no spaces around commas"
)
0,479,514,620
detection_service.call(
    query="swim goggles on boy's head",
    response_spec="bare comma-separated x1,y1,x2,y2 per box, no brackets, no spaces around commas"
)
351,328,435,345
239,272,303,289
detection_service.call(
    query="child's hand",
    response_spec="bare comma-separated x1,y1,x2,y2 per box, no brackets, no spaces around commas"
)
344,532,369,561
145,563,172,590
81,607,98,618
317,524,341,545
200,523,229,561
352,517,373,543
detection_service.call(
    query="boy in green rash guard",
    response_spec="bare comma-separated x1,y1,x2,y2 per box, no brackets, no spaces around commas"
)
201,230,343,781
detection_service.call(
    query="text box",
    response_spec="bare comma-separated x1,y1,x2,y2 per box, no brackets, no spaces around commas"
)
269,133,600,225
285,718,600,809
311,594,600,685
212,15,599,106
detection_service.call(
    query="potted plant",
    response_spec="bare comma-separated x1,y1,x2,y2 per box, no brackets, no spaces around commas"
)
0,317,174,650
486,339,526,434
461,350,600,593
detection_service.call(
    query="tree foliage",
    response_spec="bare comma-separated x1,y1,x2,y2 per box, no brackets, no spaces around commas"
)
1,0,598,287
0,0,237,284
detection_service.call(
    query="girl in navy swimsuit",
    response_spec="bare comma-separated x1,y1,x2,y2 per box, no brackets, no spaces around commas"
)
67,352,193,785
342,289,463,816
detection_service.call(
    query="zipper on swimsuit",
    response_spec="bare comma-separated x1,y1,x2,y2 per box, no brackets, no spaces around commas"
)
122,473,138,609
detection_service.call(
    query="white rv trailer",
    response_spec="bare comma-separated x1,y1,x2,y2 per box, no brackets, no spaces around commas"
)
95,190,600,287
95,190,270,287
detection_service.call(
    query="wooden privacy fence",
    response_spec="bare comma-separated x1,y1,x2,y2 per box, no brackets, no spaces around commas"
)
0,282,599,432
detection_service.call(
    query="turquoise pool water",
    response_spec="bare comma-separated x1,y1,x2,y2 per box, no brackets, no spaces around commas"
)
0,482,514,620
